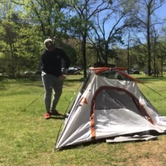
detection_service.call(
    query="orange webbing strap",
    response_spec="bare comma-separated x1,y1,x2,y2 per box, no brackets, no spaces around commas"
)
139,104,154,125
114,67,128,70
90,67,110,75
90,100,96,139
114,68,138,82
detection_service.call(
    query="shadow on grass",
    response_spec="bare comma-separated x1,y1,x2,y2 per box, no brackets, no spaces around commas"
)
50,116,66,120
0,84,6,90
2,75,166,89
55,130,160,151
0,76,84,83
65,78,84,82
55,137,159,152
135,76,166,84
21,83,43,88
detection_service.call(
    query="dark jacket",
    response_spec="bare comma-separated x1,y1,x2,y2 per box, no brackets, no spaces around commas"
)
41,47,70,77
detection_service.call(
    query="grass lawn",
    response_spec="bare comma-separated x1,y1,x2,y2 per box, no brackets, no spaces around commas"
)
1,74,166,166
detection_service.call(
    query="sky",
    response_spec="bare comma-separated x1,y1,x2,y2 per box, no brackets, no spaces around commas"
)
155,2,166,19
103,2,166,47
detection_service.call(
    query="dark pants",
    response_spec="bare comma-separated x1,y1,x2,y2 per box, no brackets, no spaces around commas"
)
42,73,63,113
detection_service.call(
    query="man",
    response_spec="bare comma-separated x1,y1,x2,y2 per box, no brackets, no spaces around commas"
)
41,38,70,119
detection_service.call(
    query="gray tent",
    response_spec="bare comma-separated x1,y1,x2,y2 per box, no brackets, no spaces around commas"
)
55,68,166,149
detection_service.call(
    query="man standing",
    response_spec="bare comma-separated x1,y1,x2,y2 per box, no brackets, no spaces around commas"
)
41,38,70,119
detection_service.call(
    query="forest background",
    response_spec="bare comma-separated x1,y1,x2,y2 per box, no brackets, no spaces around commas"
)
0,0,166,78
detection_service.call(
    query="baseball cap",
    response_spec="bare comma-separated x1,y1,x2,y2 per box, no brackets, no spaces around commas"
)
44,38,53,45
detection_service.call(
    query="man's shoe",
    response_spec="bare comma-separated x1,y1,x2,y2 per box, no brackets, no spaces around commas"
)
50,110,63,116
44,113,50,119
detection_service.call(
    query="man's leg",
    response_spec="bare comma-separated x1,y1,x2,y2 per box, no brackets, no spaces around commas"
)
50,76,63,112
42,74,53,113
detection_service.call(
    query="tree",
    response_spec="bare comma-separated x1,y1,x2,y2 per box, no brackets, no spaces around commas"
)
158,26,166,76
133,0,165,76
0,10,43,77
87,0,141,67
67,0,113,78
21,0,68,39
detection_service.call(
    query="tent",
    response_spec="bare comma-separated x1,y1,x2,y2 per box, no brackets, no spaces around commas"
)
55,67,166,150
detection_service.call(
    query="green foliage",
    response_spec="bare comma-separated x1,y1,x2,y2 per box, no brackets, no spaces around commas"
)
0,0,166,77
22,0,69,38
0,12,43,77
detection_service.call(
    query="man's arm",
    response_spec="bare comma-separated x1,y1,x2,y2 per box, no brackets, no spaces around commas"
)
61,49,70,69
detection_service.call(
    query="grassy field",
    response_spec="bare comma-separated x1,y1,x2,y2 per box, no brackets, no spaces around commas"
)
1,74,166,166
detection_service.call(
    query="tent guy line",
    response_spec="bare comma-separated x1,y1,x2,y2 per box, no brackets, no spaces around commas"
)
17,91,46,116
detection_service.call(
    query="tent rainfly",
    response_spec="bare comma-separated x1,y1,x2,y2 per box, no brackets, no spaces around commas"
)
55,67,166,150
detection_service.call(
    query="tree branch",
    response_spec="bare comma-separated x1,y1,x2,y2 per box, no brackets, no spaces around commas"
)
10,0,25,5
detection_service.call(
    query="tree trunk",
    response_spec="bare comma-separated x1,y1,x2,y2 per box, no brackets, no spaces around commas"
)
147,4,151,76
82,34,87,78
161,58,163,77
153,57,156,76
96,49,101,62
104,44,108,65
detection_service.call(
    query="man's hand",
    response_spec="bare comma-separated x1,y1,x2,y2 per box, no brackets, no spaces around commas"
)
59,74,66,80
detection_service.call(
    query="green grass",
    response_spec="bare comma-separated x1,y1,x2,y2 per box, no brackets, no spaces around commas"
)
1,75,166,166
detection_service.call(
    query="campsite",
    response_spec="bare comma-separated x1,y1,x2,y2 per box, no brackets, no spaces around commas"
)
1,73,166,166
0,0,166,165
